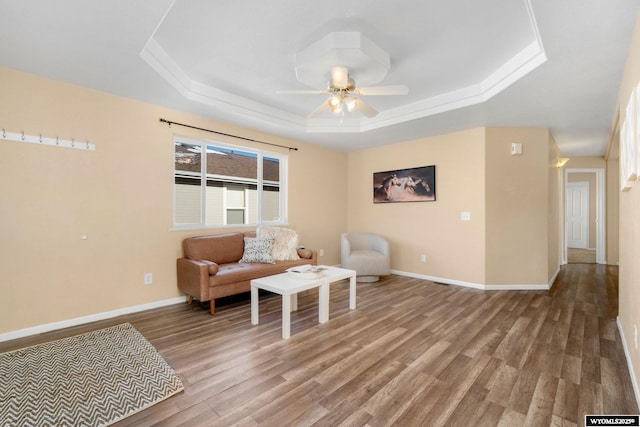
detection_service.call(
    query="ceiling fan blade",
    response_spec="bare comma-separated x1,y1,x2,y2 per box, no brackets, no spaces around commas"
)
354,99,378,118
356,85,409,96
276,89,326,94
331,66,349,88
308,101,330,118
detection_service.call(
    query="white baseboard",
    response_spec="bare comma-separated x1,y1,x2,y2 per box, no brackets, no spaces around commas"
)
0,296,188,343
548,266,561,288
391,269,485,289
390,269,552,291
0,267,560,343
617,317,640,410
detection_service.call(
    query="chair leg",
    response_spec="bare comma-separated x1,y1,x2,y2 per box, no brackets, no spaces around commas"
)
209,299,215,315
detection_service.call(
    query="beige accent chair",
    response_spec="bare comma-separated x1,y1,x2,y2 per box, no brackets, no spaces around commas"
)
341,232,390,282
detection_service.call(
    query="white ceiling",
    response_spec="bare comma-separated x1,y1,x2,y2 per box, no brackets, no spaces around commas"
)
1,0,638,155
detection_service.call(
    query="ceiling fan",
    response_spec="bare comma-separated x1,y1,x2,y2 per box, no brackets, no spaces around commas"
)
277,66,408,118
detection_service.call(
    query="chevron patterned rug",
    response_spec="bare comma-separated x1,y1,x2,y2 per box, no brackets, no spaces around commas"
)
0,323,184,426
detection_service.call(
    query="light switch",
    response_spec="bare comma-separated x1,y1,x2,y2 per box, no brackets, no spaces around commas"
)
461,211,471,221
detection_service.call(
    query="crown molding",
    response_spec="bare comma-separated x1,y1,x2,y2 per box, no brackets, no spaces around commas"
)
141,0,545,134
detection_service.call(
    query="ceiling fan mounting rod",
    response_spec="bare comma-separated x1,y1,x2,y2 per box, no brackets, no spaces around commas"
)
329,88,352,96
328,77,355,93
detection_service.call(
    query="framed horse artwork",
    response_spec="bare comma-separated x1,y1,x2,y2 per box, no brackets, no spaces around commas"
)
373,165,436,203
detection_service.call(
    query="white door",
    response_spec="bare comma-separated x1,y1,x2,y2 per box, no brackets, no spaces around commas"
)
566,182,589,249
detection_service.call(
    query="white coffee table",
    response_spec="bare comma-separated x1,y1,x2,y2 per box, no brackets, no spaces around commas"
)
250,266,356,339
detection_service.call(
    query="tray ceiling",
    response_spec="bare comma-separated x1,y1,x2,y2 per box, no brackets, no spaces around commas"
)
1,0,638,154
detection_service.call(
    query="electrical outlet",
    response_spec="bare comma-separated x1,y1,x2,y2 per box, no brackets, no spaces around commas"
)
421,254,426,263
461,211,471,221
144,273,153,285
319,249,324,257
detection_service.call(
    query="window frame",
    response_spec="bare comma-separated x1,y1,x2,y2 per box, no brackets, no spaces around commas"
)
172,136,288,230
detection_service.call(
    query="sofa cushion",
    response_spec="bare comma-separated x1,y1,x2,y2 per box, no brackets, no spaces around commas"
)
183,233,245,264
257,226,300,261
209,258,313,287
239,237,275,264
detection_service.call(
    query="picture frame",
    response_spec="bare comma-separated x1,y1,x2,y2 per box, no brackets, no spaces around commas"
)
373,165,436,203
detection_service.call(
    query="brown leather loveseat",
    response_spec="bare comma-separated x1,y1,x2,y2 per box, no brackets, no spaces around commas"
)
177,230,317,314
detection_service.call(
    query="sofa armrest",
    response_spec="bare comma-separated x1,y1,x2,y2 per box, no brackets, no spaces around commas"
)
200,259,219,275
177,258,212,302
340,234,351,265
371,236,390,256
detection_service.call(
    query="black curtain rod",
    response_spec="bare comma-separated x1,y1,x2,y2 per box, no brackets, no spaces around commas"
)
159,118,298,151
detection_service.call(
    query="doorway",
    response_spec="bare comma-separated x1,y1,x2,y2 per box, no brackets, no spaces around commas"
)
564,168,605,264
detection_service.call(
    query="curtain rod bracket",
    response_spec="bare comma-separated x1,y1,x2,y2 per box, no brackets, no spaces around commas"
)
159,118,298,151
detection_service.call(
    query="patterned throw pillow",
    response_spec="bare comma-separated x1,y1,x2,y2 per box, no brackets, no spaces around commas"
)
239,237,275,264
257,226,300,261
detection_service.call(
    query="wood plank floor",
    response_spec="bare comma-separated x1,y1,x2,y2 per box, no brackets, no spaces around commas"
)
568,248,597,264
1,263,637,426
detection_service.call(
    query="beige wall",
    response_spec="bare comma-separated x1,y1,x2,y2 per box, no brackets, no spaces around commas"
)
347,126,561,287
613,9,640,403
347,128,487,284
485,127,559,285
0,67,347,334
0,66,565,337
548,133,563,282
565,157,606,169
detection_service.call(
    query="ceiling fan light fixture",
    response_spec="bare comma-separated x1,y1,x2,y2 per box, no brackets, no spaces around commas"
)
328,95,343,113
345,97,357,112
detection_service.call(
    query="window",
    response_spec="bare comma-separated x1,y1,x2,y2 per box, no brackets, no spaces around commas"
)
173,137,287,228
